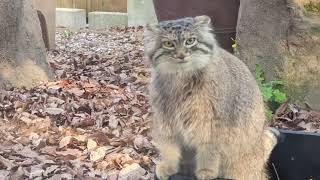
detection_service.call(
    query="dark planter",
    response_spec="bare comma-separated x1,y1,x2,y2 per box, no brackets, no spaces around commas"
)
269,130,320,180
152,0,240,53
155,129,320,180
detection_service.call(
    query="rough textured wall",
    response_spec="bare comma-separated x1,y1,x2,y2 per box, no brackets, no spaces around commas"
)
237,0,320,110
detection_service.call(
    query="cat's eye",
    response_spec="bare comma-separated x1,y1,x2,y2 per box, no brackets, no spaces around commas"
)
162,41,175,49
185,38,197,47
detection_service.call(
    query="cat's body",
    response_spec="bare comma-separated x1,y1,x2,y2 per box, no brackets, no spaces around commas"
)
144,16,277,180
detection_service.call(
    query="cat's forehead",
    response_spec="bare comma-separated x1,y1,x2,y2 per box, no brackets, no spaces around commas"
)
159,17,195,33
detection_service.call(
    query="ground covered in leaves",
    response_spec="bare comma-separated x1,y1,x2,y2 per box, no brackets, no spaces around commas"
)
0,27,156,180
1,26,320,180
270,102,320,132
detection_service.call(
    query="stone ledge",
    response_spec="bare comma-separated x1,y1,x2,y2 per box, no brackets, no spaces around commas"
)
88,12,128,29
56,8,86,30
127,0,158,26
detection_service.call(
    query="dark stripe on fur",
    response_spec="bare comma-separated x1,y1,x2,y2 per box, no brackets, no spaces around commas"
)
192,46,210,54
198,41,213,50
153,49,170,61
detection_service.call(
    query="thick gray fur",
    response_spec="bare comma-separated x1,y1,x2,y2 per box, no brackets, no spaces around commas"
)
144,16,278,180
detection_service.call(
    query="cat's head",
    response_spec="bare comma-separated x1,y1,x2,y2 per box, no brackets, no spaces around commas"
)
144,15,218,73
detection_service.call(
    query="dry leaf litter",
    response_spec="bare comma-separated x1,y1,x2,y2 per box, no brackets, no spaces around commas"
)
0,27,156,180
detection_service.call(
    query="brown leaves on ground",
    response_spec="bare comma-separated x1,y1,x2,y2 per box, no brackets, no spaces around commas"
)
270,102,320,132
0,27,157,179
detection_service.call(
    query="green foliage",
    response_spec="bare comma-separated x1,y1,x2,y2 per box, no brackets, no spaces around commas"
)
231,37,239,56
63,30,73,38
304,1,320,14
255,64,287,120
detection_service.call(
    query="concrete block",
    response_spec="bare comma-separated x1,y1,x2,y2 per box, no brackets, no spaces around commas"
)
88,12,128,29
127,0,158,26
56,8,86,30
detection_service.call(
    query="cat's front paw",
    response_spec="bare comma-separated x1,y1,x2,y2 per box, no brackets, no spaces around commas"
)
195,169,219,180
156,161,179,180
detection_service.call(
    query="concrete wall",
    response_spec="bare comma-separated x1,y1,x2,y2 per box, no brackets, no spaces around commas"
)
33,0,56,49
89,12,128,29
127,0,158,26
56,8,87,30
57,0,127,13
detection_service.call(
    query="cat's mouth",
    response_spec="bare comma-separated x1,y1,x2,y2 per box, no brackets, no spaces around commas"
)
178,60,188,64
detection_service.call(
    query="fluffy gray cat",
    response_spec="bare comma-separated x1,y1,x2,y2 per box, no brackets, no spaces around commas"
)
144,15,278,180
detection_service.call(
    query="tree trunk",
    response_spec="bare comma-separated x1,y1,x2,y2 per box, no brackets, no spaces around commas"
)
237,0,320,110
0,0,54,89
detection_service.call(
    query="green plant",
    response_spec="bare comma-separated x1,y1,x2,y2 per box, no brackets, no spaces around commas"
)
231,37,239,56
63,30,73,38
255,64,287,120
304,1,320,14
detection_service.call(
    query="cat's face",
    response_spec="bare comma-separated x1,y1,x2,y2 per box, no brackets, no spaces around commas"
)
144,15,217,73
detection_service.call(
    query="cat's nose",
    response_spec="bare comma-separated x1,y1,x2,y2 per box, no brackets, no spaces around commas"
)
175,53,186,60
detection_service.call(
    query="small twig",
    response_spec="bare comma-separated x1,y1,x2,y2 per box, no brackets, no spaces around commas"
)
304,102,312,111
272,163,280,180
274,117,293,122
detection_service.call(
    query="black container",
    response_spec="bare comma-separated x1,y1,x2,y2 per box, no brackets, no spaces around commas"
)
269,130,320,180
155,129,320,180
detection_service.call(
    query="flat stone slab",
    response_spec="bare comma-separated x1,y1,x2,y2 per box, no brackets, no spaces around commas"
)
127,0,158,26
88,12,128,29
56,8,86,30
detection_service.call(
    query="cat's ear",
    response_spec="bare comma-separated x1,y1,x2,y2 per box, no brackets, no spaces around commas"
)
194,15,211,26
145,23,161,33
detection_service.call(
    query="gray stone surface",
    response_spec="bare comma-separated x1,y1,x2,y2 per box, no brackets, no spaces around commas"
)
88,12,128,29
127,0,158,26
237,0,320,110
56,8,86,30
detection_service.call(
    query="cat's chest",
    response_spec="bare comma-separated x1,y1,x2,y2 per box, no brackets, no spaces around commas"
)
153,83,214,121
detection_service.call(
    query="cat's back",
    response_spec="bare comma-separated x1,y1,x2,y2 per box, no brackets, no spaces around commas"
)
204,48,264,124
219,48,254,80
210,48,259,92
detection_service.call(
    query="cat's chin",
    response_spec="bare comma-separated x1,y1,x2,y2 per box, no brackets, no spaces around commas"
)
154,60,209,74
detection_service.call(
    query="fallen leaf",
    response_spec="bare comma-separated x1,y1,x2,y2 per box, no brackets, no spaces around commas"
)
87,139,97,151
29,165,44,178
67,88,85,96
74,135,87,142
108,115,119,129
45,108,65,115
55,149,82,159
59,136,73,148
0,155,15,170
90,146,108,162
44,165,59,176
133,135,153,150
0,170,10,179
